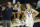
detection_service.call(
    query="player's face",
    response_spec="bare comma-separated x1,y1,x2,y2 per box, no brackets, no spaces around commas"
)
26,4,30,10
17,2,20,6
7,3,12,8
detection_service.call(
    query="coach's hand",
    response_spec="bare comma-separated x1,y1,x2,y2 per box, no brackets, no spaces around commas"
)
2,7,5,11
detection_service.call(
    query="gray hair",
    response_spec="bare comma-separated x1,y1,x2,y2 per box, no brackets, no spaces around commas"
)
7,2,11,5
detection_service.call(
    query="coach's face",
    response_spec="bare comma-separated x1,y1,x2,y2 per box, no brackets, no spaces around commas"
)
7,3,12,8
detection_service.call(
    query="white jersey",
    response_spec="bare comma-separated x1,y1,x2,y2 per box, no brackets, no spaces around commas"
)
25,9,34,27
15,4,20,10
26,9,33,19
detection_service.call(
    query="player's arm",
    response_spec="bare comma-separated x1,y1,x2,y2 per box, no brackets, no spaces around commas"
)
12,7,18,12
14,5,17,10
31,9,39,17
20,4,22,8
24,10,26,17
13,6,18,13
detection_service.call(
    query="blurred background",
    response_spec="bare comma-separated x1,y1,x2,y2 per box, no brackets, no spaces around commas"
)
0,0,40,27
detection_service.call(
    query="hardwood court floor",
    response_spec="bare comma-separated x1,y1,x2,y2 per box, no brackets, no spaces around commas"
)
0,18,40,27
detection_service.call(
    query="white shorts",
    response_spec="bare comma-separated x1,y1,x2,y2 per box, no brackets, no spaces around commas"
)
25,19,34,27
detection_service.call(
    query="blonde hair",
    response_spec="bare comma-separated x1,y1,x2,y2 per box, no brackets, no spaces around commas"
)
26,3,32,8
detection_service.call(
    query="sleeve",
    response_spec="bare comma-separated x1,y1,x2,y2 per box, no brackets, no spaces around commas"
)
12,8,18,12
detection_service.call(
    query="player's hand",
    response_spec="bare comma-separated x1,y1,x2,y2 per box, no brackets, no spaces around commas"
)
18,9,22,12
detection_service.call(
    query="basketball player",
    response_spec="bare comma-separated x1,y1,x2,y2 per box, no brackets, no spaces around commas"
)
14,1,22,23
25,3,39,27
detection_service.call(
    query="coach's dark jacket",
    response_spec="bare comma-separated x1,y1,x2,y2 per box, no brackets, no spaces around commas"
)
2,7,18,20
